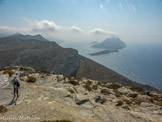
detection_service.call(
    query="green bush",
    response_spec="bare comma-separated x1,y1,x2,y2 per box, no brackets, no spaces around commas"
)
3,70,14,77
0,105,7,113
26,76,37,83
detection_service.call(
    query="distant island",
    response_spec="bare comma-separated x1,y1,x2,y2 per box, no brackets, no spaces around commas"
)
90,37,126,56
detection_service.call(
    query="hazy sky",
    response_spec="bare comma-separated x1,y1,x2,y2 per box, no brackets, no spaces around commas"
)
0,0,162,44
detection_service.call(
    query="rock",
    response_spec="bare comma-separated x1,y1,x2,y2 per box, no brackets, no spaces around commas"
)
118,87,134,95
95,96,107,104
76,99,94,108
128,93,138,98
51,88,71,101
122,105,131,110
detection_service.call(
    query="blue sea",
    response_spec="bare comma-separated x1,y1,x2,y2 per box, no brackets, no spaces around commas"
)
61,42,162,89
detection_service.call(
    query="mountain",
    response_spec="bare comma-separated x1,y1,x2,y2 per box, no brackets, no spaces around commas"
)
92,37,126,50
0,34,160,92
0,67,162,122
8,33,49,41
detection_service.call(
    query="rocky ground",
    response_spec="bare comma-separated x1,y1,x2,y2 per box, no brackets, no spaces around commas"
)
0,67,162,122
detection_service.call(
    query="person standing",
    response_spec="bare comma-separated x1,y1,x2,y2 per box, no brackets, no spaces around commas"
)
12,77,20,97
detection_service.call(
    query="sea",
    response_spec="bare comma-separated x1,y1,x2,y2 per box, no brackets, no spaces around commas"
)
61,42,162,89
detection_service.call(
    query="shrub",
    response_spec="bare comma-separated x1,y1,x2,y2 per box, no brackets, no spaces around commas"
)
97,81,106,87
26,76,37,83
92,85,98,90
116,100,123,106
155,101,162,107
107,83,121,90
68,80,79,86
83,83,92,92
100,89,111,95
3,70,14,77
68,89,75,94
86,80,92,85
132,97,145,105
129,87,145,94
128,93,138,98
114,90,123,97
0,105,7,113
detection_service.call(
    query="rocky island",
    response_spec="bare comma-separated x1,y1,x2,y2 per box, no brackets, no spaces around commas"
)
90,37,126,56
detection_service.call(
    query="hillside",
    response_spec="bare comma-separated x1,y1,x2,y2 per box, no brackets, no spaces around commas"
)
0,34,161,92
0,67,162,122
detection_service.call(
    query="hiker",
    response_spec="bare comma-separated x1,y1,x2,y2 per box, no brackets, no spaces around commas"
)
12,77,20,97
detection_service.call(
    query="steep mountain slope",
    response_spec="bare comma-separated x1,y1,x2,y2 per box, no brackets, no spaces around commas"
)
0,34,160,92
0,35,80,76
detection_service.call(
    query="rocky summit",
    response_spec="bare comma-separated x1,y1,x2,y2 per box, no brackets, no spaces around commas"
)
0,67,162,122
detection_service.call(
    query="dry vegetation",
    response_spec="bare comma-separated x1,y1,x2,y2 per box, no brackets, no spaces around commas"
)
0,105,7,113
129,87,145,94
68,89,75,94
116,100,123,106
67,80,80,86
26,76,37,83
100,89,111,95
107,83,121,90
3,70,14,77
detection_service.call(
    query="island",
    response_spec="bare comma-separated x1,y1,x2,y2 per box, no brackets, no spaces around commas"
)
90,37,126,56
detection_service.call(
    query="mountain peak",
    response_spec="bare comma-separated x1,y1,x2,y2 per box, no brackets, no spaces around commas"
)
8,33,49,42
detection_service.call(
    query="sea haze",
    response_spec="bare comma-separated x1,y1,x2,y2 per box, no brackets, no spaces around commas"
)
61,42,162,89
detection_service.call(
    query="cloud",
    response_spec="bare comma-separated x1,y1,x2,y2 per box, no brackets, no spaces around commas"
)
0,19,118,43
100,4,104,9
89,28,116,36
29,20,62,32
127,3,136,12
69,26,83,32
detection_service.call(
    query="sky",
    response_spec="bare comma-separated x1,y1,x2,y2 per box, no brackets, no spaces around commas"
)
0,0,162,44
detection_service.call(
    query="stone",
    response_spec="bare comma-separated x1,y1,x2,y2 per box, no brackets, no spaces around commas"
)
76,99,94,108
95,96,107,104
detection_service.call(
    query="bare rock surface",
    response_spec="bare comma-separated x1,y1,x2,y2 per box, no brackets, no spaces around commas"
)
0,67,162,122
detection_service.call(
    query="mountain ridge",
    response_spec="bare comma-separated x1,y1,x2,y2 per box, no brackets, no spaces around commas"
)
0,34,161,93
